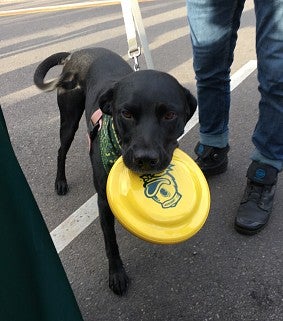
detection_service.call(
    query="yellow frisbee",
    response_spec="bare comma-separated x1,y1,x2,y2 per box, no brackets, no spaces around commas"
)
106,148,210,244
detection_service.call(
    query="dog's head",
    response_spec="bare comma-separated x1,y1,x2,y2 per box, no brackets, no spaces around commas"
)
99,70,197,174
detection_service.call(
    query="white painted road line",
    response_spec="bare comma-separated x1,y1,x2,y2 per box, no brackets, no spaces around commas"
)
0,5,185,74
230,59,257,91
1,86,40,107
50,194,99,253
50,60,258,253
0,1,121,17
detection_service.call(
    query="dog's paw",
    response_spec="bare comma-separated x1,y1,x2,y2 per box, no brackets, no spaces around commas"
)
55,179,69,195
109,268,129,296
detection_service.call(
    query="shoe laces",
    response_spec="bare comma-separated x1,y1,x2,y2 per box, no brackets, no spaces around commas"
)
243,180,275,210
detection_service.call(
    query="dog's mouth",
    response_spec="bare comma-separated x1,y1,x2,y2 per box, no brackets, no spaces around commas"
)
122,152,172,175
119,140,179,175
125,164,169,175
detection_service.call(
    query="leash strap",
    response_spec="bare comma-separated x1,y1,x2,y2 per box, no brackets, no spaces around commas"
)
121,0,154,70
89,109,103,141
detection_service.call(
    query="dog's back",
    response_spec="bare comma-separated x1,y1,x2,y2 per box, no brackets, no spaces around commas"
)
34,47,132,93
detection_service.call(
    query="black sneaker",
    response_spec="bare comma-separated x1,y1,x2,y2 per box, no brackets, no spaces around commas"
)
235,161,278,235
194,142,230,176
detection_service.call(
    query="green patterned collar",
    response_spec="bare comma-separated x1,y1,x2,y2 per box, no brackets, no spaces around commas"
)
98,114,121,174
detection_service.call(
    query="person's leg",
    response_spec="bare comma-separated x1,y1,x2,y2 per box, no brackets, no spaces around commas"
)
251,0,283,171
186,0,245,175
187,0,245,147
235,0,283,234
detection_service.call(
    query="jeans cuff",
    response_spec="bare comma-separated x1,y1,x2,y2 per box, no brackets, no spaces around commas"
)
200,131,229,148
251,149,283,172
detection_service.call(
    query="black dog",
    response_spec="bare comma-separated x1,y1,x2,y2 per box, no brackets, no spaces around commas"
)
34,47,197,296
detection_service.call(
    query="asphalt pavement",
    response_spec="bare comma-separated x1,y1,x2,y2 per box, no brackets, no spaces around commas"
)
0,1,282,320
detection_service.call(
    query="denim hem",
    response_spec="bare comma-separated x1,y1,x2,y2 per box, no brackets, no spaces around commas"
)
251,149,283,172
200,131,229,148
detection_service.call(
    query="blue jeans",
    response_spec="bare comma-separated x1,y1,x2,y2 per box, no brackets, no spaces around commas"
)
186,0,283,171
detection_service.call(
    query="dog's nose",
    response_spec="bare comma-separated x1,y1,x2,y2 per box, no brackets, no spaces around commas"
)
134,152,159,171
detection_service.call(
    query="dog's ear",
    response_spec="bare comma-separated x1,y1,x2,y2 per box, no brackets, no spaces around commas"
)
183,87,197,121
98,88,115,115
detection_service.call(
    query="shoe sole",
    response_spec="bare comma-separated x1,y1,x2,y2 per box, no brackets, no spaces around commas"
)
234,223,267,236
201,161,228,177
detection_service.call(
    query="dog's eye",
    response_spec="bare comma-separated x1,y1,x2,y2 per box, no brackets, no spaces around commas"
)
122,110,133,119
163,111,177,120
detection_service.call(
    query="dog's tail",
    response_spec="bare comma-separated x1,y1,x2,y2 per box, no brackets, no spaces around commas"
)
34,52,71,92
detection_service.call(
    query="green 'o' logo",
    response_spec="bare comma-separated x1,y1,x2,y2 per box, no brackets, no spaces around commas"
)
140,165,182,208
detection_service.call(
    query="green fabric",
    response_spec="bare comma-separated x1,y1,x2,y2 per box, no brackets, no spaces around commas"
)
99,114,121,173
0,107,83,321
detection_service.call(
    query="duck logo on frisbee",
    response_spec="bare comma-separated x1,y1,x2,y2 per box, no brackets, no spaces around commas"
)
140,165,182,208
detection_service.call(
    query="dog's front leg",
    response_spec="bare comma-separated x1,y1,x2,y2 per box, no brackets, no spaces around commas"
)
98,194,129,296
